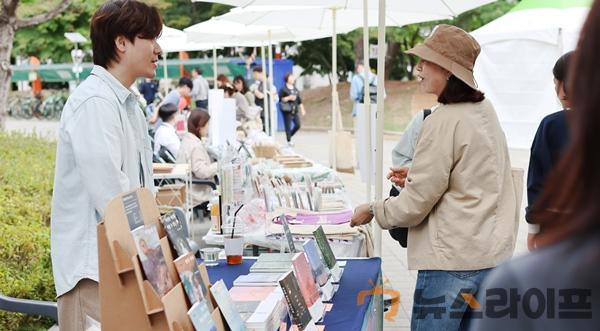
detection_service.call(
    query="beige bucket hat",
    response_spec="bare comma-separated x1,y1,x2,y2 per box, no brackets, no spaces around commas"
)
406,24,481,89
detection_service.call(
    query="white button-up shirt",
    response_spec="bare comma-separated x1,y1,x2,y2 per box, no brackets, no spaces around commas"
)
153,122,180,156
50,65,154,297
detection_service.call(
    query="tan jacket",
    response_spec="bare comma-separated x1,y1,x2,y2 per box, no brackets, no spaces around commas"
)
373,99,518,271
176,132,218,205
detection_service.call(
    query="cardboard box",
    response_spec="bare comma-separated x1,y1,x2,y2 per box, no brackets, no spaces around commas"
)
156,183,186,207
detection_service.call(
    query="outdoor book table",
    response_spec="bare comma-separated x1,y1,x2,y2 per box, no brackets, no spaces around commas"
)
200,257,384,331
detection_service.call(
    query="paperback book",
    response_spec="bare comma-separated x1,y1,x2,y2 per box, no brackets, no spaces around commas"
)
159,210,192,257
278,271,315,331
210,280,247,331
292,253,325,322
303,239,335,302
188,301,217,331
131,224,174,297
174,252,206,304
313,226,343,282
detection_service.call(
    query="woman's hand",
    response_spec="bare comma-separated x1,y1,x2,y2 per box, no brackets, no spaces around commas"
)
387,166,409,187
350,203,374,227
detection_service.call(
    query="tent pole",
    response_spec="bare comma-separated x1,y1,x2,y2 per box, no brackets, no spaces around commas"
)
374,0,386,257
213,46,218,89
163,53,168,94
268,30,275,137
261,43,270,135
330,7,338,171
363,0,372,202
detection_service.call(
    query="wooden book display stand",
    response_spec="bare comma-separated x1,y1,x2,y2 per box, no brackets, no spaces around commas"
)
98,188,226,331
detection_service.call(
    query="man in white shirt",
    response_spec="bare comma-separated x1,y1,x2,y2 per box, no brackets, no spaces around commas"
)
153,103,181,157
191,67,209,109
50,1,162,329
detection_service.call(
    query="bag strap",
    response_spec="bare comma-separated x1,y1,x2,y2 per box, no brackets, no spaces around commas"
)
423,108,432,119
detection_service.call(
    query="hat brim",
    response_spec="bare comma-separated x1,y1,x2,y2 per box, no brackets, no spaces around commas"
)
406,44,478,90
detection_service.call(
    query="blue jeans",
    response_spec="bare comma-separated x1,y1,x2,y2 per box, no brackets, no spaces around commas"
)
411,269,492,331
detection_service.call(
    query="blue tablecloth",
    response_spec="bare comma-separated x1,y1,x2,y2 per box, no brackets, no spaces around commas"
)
201,258,382,331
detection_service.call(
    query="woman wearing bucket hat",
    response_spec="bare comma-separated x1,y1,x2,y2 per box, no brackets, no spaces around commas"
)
351,24,518,330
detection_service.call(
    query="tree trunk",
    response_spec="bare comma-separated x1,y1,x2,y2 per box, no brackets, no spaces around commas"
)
384,41,400,80
0,23,16,130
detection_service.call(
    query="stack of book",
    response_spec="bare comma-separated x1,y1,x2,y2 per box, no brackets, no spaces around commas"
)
248,253,295,273
229,286,287,331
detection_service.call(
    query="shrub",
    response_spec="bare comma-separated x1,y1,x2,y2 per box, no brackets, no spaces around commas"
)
0,131,56,330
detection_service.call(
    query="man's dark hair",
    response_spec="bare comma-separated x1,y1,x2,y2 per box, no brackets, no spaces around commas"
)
438,76,485,104
158,103,177,122
553,51,574,95
193,67,203,75
178,77,193,90
252,66,263,73
90,0,162,68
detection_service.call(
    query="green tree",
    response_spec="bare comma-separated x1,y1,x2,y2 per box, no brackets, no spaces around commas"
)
0,0,71,129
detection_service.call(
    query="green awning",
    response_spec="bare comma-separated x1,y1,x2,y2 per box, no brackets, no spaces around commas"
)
511,0,592,12
10,59,247,83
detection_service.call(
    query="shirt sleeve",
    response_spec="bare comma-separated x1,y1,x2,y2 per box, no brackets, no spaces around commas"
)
391,110,424,168
525,119,552,223
67,97,130,217
349,76,361,101
191,79,200,98
373,114,454,229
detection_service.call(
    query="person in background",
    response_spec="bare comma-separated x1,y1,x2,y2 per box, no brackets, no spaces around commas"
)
153,103,180,157
233,74,255,106
525,51,573,250
279,72,306,147
176,109,218,208
471,2,600,328
250,66,278,132
350,25,518,330
191,67,209,109
223,82,251,122
150,76,192,124
349,60,377,168
216,74,230,89
139,78,158,106
50,1,160,329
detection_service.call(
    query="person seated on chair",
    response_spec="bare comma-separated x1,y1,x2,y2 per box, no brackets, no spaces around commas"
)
153,103,180,156
176,108,218,208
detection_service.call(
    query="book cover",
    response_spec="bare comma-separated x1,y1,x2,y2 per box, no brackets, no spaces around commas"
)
312,226,337,269
302,239,330,287
281,215,297,253
159,211,192,257
233,273,284,287
210,280,247,331
188,301,217,331
279,271,313,331
291,253,320,308
122,191,144,230
131,224,174,297
174,252,205,304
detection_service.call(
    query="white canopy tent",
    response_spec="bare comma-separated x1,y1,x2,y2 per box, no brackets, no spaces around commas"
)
472,0,590,149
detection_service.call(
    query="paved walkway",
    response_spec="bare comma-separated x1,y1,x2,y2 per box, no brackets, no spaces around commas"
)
6,118,531,330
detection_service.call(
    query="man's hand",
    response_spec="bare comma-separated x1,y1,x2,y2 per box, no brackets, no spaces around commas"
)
350,203,374,227
386,166,409,187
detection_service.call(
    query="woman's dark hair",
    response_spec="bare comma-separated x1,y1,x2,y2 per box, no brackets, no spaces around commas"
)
222,83,235,96
158,103,177,122
233,75,249,94
187,108,211,139
553,51,574,95
533,1,600,246
437,75,485,104
284,72,294,84
90,0,162,68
